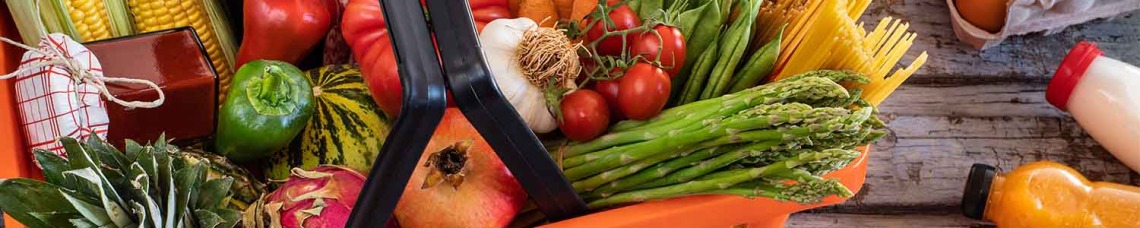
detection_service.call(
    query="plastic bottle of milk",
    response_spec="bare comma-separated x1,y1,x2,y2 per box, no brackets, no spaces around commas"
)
1046,41,1140,172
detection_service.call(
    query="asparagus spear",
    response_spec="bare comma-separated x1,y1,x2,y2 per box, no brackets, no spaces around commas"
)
570,145,737,193
585,141,786,197
706,169,853,204
606,75,855,134
563,103,817,168
563,104,866,178
779,69,870,85
740,127,885,171
586,149,857,209
701,149,860,181
630,141,793,190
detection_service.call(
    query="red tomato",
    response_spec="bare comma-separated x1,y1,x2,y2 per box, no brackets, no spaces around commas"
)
593,79,625,121
618,63,671,120
559,89,611,141
631,25,687,76
343,0,509,116
584,6,641,56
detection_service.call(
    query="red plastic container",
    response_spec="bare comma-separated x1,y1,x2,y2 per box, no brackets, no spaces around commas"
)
543,147,870,228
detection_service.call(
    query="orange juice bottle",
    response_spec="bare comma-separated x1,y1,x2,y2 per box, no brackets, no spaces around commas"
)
961,162,1140,227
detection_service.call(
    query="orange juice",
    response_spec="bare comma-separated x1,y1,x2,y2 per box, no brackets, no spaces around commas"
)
962,162,1140,227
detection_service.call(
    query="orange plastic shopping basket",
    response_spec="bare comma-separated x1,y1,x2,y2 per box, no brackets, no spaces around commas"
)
0,7,37,228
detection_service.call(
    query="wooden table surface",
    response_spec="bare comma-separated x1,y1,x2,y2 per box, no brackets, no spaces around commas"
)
785,1,1140,227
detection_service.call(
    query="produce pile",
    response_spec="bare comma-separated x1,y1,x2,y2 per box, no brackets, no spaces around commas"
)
0,136,265,227
0,0,927,227
558,70,885,209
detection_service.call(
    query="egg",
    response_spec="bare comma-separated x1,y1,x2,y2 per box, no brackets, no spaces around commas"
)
956,0,1009,33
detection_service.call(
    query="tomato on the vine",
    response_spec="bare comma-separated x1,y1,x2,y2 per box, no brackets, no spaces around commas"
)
618,63,671,120
559,89,611,141
631,25,687,76
584,5,641,56
593,78,625,121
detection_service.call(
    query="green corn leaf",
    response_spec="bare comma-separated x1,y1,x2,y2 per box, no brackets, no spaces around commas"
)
196,177,234,209
104,0,135,37
37,0,80,40
0,179,87,228
33,150,70,187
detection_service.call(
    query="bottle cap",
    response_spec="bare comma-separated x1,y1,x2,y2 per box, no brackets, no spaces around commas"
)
1047,41,1103,111
961,163,997,220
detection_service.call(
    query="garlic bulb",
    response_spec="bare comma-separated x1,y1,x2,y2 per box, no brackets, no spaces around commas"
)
480,18,579,133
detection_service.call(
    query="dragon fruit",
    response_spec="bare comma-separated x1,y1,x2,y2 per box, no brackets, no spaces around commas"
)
244,165,366,228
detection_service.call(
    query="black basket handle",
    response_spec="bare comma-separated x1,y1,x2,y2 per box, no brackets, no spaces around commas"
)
346,0,587,227
425,0,588,221
346,0,448,226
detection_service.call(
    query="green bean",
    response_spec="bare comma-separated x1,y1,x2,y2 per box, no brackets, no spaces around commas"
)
669,0,718,106
637,0,665,21
727,26,782,93
678,30,722,104
701,0,759,100
680,0,722,68
676,0,708,43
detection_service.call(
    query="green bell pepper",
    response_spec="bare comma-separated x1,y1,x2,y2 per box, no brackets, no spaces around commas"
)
215,60,315,162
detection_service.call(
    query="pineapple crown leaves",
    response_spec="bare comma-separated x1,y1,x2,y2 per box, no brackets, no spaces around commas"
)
0,135,244,228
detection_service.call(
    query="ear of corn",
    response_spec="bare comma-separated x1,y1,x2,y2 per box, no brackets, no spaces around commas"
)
6,0,238,105
127,0,236,105
64,0,112,41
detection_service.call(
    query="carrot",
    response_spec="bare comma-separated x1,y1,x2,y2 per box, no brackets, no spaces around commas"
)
554,0,574,19
520,0,559,27
570,0,619,22
571,0,597,22
509,0,522,16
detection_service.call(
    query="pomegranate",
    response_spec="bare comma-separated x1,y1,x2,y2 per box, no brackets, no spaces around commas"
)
244,165,366,228
395,108,528,227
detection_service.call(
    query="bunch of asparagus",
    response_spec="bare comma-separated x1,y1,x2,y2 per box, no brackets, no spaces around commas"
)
555,70,887,209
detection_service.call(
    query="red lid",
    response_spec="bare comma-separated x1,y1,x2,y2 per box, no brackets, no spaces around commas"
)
1047,41,1103,111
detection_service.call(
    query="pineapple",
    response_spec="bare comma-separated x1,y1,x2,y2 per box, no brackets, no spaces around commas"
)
0,135,266,228
175,148,267,210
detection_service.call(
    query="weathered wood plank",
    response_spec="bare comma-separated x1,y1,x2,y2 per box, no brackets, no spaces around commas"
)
787,213,986,228
833,115,1137,212
788,0,1140,224
862,0,1140,80
877,82,1063,117
808,0,1140,215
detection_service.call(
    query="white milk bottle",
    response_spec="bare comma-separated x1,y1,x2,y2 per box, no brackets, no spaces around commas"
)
1047,41,1140,172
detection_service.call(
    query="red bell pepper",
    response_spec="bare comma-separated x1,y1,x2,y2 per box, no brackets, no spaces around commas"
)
236,0,333,67
341,0,510,117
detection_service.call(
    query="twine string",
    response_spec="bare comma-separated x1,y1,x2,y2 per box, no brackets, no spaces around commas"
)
0,0,164,109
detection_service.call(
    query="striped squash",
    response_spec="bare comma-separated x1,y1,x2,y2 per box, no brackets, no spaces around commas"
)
266,65,391,180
